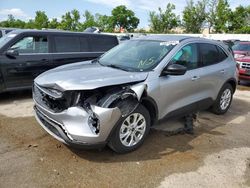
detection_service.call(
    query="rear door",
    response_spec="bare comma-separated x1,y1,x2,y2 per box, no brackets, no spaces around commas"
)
198,43,230,105
51,35,103,66
0,33,53,90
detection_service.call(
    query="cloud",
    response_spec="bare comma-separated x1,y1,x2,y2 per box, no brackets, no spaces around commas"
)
85,0,131,7
0,8,27,17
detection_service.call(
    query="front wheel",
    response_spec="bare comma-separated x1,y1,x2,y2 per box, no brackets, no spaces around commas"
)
108,104,150,153
211,83,233,115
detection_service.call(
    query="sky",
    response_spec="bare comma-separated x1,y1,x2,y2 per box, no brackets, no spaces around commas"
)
0,0,249,28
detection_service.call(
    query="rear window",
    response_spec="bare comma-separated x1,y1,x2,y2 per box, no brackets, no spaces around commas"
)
200,43,227,66
90,35,118,52
54,36,80,52
232,43,250,51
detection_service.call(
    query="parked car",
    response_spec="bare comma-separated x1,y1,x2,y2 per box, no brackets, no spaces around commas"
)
84,27,101,33
232,41,250,58
33,35,237,153
0,29,118,93
236,56,250,83
0,28,15,38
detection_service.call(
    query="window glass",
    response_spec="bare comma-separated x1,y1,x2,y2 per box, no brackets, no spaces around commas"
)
90,35,117,51
10,36,48,53
200,43,227,66
200,43,218,66
171,43,199,70
216,46,228,62
54,36,80,52
232,43,250,51
99,40,176,72
80,37,90,51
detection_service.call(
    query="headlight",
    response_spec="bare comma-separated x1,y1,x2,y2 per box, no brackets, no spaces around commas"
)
236,61,242,69
46,88,63,98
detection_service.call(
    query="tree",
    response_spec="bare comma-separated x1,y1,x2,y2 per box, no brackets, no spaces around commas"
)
228,6,249,33
81,10,97,30
48,18,59,29
34,11,49,29
207,0,218,33
182,0,207,33
110,5,139,32
149,3,180,33
95,14,113,32
213,0,231,33
59,9,81,31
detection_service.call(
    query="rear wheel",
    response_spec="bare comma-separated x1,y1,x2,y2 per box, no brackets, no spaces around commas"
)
211,83,233,115
108,104,150,153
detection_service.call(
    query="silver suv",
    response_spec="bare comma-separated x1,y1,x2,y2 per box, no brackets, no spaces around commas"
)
33,35,237,153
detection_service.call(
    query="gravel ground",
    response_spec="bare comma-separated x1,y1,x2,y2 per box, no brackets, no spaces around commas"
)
0,85,250,188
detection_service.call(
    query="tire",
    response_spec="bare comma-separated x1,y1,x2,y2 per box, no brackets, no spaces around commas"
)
211,83,233,115
108,104,150,153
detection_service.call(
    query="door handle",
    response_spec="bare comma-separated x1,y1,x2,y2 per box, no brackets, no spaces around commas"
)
220,69,225,74
191,76,200,81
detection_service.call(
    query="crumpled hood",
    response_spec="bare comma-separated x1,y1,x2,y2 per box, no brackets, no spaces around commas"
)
35,61,148,91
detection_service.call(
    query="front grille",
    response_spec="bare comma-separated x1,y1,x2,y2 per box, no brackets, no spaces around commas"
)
241,63,250,70
33,84,68,112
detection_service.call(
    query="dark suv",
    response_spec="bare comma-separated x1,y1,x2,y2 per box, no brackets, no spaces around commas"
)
0,29,118,93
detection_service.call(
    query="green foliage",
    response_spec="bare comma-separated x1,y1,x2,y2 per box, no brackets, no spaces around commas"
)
182,0,207,33
110,5,139,32
59,9,81,31
48,18,59,29
0,3,249,34
34,11,49,29
228,5,250,33
0,14,26,28
149,3,180,33
213,0,231,33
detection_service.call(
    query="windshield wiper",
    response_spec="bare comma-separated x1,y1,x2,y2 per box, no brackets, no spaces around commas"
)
106,64,129,71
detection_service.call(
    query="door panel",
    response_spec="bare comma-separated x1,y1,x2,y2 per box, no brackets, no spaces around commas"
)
1,54,53,89
0,35,52,90
158,43,203,118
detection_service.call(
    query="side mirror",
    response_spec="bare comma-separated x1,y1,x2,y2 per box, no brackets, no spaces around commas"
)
161,64,187,76
5,49,19,58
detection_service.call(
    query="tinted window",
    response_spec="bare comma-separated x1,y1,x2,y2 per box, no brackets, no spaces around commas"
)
90,35,117,51
54,36,80,52
10,36,48,53
232,43,250,51
80,37,90,51
216,46,228,62
171,43,199,70
200,43,223,66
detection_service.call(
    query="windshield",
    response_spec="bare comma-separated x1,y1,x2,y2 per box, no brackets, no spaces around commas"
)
98,40,177,72
0,32,17,49
232,43,250,51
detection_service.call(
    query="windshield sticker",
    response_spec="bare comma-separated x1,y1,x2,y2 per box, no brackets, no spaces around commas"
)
160,41,179,46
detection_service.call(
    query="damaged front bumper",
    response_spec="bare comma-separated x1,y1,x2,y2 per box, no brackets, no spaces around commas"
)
34,101,121,148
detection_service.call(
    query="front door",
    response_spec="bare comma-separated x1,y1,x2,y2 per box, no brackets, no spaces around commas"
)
158,43,203,118
1,35,52,90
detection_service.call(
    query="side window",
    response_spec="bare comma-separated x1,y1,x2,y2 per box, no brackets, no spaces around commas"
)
90,35,117,51
171,43,199,70
216,46,228,62
10,36,48,53
54,36,80,52
199,43,227,66
80,37,90,51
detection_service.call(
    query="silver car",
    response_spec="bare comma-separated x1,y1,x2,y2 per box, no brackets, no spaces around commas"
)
33,35,237,153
